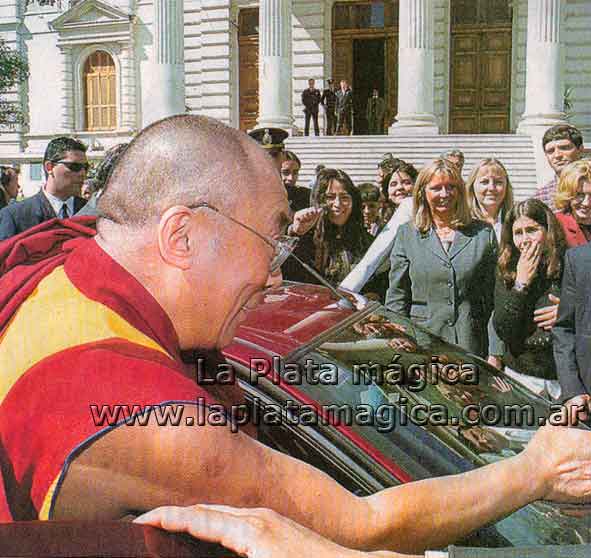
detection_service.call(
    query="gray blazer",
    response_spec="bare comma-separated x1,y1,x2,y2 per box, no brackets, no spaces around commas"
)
385,220,498,357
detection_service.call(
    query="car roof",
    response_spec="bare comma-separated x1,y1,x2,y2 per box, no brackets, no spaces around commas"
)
225,283,356,359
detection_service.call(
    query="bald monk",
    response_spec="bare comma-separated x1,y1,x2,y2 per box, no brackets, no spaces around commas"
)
3,115,591,557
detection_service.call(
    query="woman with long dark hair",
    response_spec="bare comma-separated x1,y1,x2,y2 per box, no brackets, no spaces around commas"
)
493,199,566,398
290,168,372,284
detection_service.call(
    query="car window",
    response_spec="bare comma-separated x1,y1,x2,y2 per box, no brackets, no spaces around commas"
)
290,307,591,546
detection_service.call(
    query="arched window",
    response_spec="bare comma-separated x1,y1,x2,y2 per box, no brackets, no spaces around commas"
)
83,51,116,131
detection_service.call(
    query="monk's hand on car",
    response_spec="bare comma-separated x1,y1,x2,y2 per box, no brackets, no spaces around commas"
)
515,240,541,287
134,504,418,558
520,424,591,503
533,294,560,331
289,207,323,236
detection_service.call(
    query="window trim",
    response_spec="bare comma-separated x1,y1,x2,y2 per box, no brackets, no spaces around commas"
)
74,45,122,133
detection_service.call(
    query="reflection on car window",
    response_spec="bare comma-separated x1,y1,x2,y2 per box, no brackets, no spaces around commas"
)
291,308,589,545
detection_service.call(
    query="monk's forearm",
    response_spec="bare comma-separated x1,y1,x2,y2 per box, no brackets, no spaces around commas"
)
362,453,542,554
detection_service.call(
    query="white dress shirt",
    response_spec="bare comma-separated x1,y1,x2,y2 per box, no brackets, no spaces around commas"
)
43,188,75,217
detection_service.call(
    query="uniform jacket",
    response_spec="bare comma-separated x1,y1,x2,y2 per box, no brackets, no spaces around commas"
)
0,190,86,241
302,88,321,115
321,88,337,112
555,210,590,248
386,220,498,357
553,243,591,401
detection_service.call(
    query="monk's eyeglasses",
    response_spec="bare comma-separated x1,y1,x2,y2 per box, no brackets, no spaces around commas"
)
188,202,298,274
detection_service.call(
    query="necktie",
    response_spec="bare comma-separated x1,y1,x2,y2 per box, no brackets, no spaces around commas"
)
59,204,69,219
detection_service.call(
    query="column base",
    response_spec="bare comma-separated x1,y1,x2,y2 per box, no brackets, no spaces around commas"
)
255,116,295,133
389,114,439,136
516,113,569,136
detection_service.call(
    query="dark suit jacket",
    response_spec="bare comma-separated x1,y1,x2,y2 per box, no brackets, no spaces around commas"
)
555,210,590,248
386,220,498,357
0,190,86,241
301,88,321,114
335,88,353,116
553,243,591,400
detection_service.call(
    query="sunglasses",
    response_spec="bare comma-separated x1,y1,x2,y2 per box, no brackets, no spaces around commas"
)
52,160,90,173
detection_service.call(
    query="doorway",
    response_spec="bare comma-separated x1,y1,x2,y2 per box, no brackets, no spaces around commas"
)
353,39,385,135
449,0,513,133
332,1,398,135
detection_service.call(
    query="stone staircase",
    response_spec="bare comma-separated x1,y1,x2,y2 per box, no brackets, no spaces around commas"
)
285,134,538,200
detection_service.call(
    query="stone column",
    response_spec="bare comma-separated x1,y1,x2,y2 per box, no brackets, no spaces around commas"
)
141,0,185,127
256,0,293,130
389,0,438,135
517,0,566,134
59,45,75,132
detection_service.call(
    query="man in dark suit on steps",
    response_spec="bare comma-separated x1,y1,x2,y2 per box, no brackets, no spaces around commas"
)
0,137,87,240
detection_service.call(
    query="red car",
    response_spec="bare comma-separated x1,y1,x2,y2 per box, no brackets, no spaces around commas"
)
220,282,591,548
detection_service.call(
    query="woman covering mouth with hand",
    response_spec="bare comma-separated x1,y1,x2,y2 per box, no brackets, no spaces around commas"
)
493,199,566,400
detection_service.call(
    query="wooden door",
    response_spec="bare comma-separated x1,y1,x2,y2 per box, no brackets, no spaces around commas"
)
332,1,398,134
239,9,259,132
450,0,512,133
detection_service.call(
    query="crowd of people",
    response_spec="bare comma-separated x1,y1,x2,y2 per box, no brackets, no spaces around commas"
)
1,118,591,557
271,123,590,409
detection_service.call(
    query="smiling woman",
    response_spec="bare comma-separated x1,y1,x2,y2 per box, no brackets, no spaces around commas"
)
289,168,372,285
554,159,591,248
385,159,498,359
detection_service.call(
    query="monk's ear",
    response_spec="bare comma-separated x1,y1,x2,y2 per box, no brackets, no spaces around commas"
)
157,206,195,270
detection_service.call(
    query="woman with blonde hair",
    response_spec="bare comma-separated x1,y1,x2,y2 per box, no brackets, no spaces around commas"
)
554,159,591,248
385,159,498,357
466,158,515,368
466,158,514,241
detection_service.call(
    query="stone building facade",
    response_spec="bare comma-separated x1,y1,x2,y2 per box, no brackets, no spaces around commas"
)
0,0,589,194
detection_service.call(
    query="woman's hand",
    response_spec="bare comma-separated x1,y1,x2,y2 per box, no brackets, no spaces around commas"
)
533,294,560,331
515,240,542,287
289,207,323,236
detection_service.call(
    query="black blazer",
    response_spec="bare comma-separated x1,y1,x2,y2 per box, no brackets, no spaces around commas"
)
553,243,591,400
0,190,86,241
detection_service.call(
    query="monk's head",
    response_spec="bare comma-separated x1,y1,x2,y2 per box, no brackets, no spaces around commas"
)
96,115,290,350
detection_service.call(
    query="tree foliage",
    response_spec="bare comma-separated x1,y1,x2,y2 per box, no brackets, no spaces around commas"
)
0,38,29,128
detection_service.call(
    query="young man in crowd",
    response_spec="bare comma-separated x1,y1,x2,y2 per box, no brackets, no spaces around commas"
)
358,182,382,237
0,137,87,239
536,124,584,211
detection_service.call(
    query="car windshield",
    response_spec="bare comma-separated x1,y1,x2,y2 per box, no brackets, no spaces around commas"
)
292,306,591,546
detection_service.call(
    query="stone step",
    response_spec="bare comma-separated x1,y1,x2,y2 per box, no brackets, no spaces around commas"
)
285,134,538,201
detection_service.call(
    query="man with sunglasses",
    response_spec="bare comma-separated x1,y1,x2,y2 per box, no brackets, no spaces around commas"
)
3,116,591,558
0,136,87,240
